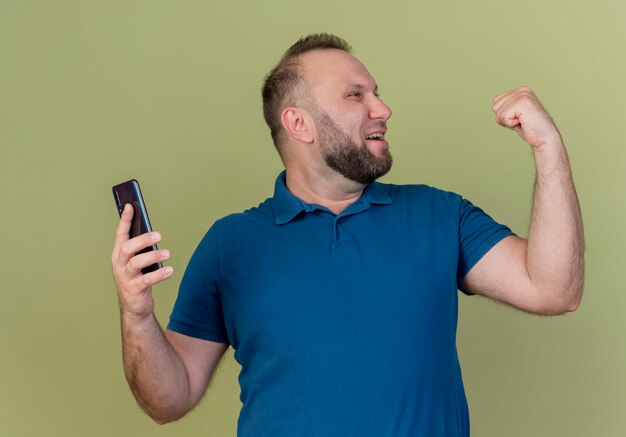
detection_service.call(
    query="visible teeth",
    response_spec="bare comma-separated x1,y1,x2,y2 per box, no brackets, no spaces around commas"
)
366,133,384,140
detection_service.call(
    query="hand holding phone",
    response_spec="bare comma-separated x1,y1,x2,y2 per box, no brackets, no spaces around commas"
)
112,179,162,273
111,180,173,322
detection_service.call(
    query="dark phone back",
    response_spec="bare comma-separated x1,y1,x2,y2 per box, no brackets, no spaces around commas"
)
112,179,163,274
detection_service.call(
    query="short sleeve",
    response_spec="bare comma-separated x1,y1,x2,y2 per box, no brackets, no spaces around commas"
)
167,224,229,344
456,198,514,289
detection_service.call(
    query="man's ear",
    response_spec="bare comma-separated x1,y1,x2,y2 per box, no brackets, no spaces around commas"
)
281,107,314,144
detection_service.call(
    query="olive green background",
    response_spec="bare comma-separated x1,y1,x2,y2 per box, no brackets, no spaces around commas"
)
1,1,624,436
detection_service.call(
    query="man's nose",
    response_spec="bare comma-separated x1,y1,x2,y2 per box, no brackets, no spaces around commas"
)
369,97,392,121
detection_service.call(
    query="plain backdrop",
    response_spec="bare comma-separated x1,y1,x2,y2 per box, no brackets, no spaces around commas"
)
1,1,624,436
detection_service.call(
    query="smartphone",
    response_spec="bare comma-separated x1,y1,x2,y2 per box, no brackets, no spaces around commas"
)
112,179,163,274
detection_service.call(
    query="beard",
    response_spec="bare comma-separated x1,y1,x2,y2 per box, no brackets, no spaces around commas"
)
310,105,393,184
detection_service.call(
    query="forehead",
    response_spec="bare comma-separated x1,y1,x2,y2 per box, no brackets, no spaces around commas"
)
298,49,376,92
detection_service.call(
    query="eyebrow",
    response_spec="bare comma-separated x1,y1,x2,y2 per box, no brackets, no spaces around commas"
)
348,83,379,93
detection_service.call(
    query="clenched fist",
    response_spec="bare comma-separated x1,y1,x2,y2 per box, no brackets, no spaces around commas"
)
492,86,562,150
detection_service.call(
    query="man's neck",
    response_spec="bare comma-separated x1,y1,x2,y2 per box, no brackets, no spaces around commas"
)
284,165,366,215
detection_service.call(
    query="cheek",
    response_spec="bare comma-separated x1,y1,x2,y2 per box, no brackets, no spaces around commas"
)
340,116,366,138
323,106,367,139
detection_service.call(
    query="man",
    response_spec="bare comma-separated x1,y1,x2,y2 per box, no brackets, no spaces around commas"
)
111,34,584,436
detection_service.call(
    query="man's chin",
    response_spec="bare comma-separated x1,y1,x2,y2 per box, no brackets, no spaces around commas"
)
365,140,390,158
321,140,393,184
346,160,393,184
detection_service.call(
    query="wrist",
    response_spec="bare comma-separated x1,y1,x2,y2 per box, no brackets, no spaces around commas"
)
532,139,571,178
532,131,564,152
120,310,156,331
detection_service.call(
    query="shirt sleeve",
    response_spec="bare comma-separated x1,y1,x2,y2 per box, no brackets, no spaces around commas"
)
455,197,515,290
167,223,229,344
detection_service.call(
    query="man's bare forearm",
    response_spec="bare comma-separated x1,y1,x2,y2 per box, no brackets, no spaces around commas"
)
491,87,585,313
526,139,584,312
121,313,191,424
112,205,194,423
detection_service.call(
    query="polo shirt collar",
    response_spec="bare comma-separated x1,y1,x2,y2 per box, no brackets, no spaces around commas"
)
272,171,392,225
362,179,393,206
273,171,305,225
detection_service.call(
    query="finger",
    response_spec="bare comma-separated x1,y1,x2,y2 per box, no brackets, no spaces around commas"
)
492,90,511,104
117,232,162,268
494,86,533,102
492,86,535,114
113,204,134,253
492,87,518,107
131,265,174,290
495,118,519,131
126,249,171,275
112,204,134,265
492,91,517,114
493,98,519,127
498,109,521,129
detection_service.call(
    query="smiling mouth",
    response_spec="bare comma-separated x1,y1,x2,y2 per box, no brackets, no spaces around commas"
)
365,132,385,141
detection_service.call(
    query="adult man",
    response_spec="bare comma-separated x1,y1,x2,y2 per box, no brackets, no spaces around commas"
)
111,34,584,436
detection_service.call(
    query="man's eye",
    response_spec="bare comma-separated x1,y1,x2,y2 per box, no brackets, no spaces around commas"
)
347,92,361,98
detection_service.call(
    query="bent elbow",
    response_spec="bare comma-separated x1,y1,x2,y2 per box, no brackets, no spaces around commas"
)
149,412,183,426
535,286,583,315
152,417,169,426
144,405,188,426
566,292,583,313
564,282,584,313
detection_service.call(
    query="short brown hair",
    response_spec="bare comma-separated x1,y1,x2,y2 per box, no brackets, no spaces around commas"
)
262,33,352,154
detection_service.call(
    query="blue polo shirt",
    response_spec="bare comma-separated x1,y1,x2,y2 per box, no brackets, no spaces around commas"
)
167,171,513,436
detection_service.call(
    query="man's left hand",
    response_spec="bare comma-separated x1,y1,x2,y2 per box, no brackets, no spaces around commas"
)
492,86,562,150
